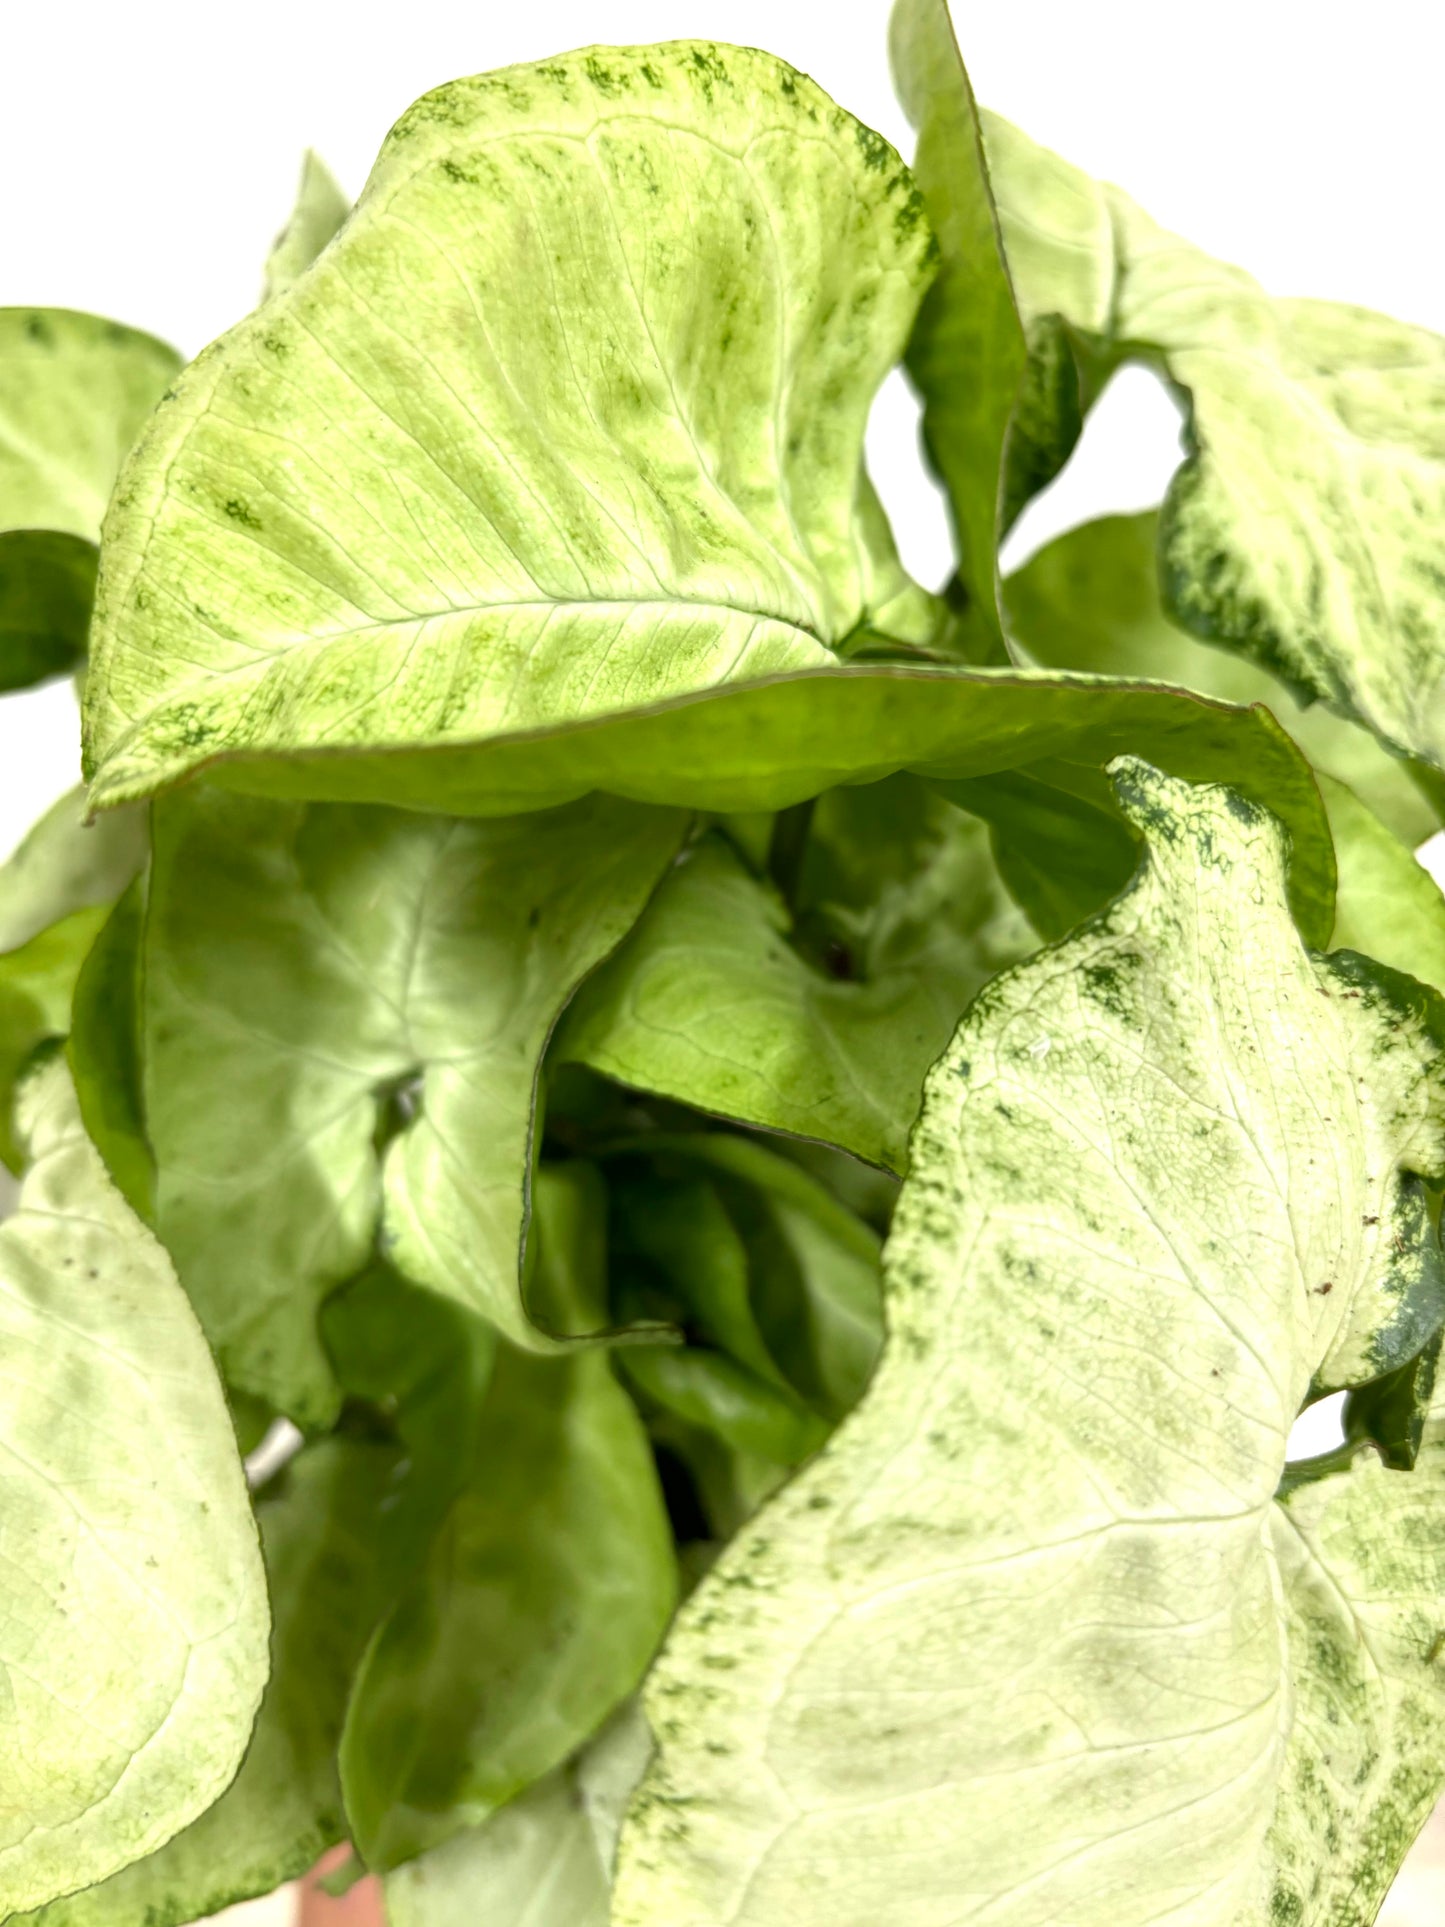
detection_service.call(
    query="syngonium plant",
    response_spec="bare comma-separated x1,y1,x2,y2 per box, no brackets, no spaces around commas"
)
2,4,1444,1923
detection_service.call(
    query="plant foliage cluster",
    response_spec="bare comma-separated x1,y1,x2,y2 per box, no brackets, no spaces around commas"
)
2,4,1445,1922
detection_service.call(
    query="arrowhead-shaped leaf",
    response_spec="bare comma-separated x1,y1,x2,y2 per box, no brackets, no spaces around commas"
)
82,42,935,808
0,1061,268,1917
140,787,683,1424
611,762,1445,1926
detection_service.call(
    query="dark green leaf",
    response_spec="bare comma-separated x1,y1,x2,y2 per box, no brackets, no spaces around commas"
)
1345,1332,1444,1472
0,533,95,691
67,874,153,1218
0,1063,268,1916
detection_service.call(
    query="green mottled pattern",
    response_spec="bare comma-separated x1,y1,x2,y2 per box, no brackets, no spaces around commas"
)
1005,513,1438,848
978,112,1445,769
0,1062,267,1918
561,779,1036,1170
263,150,349,299
82,42,934,808
141,787,682,1424
1004,513,1445,977
611,764,1445,1925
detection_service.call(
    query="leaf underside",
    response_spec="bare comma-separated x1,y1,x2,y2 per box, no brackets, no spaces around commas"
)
141,786,683,1425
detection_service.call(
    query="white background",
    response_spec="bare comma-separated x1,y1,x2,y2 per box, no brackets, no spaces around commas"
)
2,4,1444,1917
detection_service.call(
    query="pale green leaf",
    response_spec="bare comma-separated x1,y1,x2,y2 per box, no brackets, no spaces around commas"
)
32,1272,501,1923
889,0,1024,647
0,906,107,1170
263,151,349,299
1318,773,1445,992
383,1702,651,1927
386,1766,610,1927
0,1061,267,1917
561,777,1035,1172
977,114,1445,768
21,1437,401,1927
82,43,934,806
612,763,1445,1926
0,786,147,954
0,309,179,687
141,788,682,1425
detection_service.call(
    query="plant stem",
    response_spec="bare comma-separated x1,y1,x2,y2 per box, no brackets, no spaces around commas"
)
767,798,816,914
